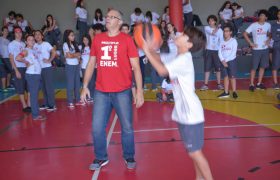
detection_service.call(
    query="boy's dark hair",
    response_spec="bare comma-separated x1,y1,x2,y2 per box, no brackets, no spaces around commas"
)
92,23,104,31
13,26,22,33
120,23,130,30
207,15,218,23
1,26,8,31
184,27,206,52
8,11,16,17
223,23,233,32
258,9,269,17
16,13,23,19
134,8,142,14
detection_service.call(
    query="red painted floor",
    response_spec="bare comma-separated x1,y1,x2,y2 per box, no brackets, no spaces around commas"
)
0,98,280,180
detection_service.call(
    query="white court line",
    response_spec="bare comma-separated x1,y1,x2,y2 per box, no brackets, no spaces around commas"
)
112,123,280,134
0,94,16,104
92,114,118,180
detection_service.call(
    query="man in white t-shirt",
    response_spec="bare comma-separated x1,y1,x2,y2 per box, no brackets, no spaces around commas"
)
142,27,213,180
130,7,145,26
183,0,193,27
243,10,271,91
8,27,30,112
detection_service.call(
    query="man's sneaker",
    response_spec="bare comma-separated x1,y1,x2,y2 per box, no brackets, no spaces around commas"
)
200,84,209,91
68,103,75,109
125,158,136,170
46,106,57,112
249,85,255,92
232,91,238,99
217,84,224,90
256,83,266,90
89,159,109,170
273,83,280,90
39,105,48,110
33,115,46,121
86,97,94,103
217,91,230,98
75,101,86,106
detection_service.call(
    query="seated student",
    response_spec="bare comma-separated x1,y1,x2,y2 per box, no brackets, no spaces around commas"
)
218,1,233,28
92,8,105,26
218,24,238,99
130,7,145,26
42,14,61,48
3,11,17,40
156,76,173,102
231,2,244,36
15,13,33,34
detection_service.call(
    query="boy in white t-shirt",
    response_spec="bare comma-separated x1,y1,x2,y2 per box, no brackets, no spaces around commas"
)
243,10,271,91
156,76,173,102
218,24,238,99
142,27,213,180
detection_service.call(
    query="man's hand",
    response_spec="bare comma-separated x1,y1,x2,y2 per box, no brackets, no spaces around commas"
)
81,87,90,103
134,89,144,108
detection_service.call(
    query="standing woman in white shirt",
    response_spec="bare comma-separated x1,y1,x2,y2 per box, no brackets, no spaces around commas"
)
3,11,17,40
79,34,94,102
231,2,244,36
162,6,170,24
183,0,193,27
75,0,88,43
16,34,46,120
63,29,84,108
93,9,105,26
34,30,57,111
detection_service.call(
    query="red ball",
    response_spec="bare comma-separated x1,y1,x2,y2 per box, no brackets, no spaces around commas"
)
133,23,162,49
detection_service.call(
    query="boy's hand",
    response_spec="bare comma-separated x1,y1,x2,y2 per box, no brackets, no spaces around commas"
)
162,93,167,101
222,61,228,67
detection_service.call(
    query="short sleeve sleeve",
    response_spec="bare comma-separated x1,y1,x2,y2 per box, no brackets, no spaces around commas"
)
127,36,138,58
90,36,98,57
245,23,253,34
63,43,70,55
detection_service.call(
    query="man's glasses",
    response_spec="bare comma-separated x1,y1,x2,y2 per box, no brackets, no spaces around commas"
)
105,15,121,20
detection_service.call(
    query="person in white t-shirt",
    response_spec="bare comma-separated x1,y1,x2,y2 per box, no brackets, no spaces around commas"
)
183,0,193,27
79,34,94,102
8,26,31,112
63,29,84,108
162,6,170,24
231,2,244,36
16,34,46,121
218,1,233,28
156,76,173,102
130,7,145,26
145,11,160,25
75,0,88,43
3,11,17,40
218,24,238,99
34,30,57,111
142,27,213,180
243,10,271,91
0,26,13,92
200,15,224,91
15,14,33,34
93,8,105,26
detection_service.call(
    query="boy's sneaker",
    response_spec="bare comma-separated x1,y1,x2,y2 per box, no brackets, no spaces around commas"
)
249,85,255,92
217,91,230,98
46,106,57,112
68,103,75,109
200,84,209,91
39,105,48,110
217,84,224,90
256,83,266,90
86,97,94,103
125,158,136,170
33,115,46,121
6,85,15,90
89,159,109,171
273,83,280,90
232,92,238,99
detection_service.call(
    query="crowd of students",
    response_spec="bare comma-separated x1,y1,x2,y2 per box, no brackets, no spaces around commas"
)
0,1,279,118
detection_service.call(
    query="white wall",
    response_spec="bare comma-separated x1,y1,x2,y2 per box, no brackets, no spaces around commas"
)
0,0,279,33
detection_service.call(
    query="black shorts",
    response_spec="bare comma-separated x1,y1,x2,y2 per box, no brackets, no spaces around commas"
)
14,67,28,94
252,49,269,70
204,50,222,72
0,58,12,77
272,48,280,70
222,59,237,78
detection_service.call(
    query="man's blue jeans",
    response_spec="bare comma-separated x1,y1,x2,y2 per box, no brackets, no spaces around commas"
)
92,89,134,160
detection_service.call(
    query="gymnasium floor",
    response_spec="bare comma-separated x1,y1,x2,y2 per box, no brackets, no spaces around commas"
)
0,77,280,180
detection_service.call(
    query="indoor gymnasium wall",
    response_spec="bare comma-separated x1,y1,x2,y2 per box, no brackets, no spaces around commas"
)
0,0,279,32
